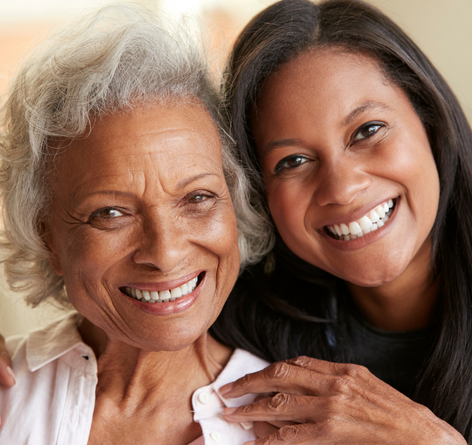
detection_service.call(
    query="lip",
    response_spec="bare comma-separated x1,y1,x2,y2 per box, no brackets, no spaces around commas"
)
122,271,201,292
321,197,400,251
317,196,399,229
122,272,205,316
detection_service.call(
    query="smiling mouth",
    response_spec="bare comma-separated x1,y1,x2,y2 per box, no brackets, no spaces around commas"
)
120,273,202,303
325,199,396,241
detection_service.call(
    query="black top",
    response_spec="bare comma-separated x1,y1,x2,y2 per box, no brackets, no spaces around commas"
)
348,304,433,399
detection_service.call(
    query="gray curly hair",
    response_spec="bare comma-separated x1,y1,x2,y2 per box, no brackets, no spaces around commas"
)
0,4,274,308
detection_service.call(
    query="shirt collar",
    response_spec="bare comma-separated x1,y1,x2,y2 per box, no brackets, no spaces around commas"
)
210,348,270,409
26,312,85,372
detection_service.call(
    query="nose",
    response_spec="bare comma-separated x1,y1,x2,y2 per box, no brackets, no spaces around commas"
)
132,212,190,272
315,157,372,207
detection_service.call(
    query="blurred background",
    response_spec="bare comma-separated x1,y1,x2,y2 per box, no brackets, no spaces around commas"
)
0,0,471,336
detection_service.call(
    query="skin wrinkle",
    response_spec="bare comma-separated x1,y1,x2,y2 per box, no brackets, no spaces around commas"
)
42,100,240,444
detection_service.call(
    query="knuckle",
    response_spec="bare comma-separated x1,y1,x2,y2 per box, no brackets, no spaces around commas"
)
345,363,369,378
277,424,306,442
237,373,252,389
267,362,292,381
287,355,312,368
268,393,291,412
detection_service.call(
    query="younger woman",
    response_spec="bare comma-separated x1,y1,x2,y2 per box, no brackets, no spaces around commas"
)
213,0,472,443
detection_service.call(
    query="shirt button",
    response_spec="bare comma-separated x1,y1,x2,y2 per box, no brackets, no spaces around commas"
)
210,432,222,443
198,392,211,404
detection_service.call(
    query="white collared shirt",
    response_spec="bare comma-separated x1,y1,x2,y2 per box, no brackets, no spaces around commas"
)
0,314,270,444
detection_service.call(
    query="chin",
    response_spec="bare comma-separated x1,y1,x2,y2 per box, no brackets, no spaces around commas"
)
341,262,408,288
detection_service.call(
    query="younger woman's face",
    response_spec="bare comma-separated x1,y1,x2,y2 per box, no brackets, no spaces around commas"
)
252,49,440,287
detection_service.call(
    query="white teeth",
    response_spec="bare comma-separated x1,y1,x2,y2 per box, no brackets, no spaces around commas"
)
160,290,171,300
369,209,380,223
376,205,385,218
326,199,395,241
171,287,182,299
349,221,362,235
340,223,350,235
123,275,199,303
359,216,373,231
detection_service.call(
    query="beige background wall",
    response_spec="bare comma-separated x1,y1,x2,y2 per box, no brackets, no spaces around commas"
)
0,0,471,336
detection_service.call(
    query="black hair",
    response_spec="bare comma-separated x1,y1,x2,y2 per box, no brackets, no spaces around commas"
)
211,0,472,440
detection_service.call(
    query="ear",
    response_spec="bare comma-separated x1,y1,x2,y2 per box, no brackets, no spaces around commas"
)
40,220,63,277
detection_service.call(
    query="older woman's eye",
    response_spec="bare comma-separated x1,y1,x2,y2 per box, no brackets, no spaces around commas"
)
274,155,309,173
92,208,124,219
187,193,214,204
353,122,384,141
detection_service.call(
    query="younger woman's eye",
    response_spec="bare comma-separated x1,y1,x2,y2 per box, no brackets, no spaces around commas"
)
353,122,384,141
274,155,309,173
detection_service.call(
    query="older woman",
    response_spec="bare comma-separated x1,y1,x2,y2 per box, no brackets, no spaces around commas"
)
0,6,272,444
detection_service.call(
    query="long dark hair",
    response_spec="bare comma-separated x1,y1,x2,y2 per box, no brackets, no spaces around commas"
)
211,0,472,440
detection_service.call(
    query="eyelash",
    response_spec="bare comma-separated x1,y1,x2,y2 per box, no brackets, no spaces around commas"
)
88,207,124,222
274,155,309,173
186,192,216,205
352,121,385,142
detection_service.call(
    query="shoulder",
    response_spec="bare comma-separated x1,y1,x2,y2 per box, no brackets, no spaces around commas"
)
0,313,97,445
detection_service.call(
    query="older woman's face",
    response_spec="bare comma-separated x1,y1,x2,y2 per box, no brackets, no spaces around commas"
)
45,101,240,351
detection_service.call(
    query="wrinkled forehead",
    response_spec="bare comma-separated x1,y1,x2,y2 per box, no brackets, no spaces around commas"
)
45,99,225,202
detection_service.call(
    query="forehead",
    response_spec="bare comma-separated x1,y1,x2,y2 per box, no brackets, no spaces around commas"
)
256,48,396,119
52,100,224,190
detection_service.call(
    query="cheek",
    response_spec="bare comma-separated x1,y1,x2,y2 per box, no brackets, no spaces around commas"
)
207,209,240,293
266,179,309,236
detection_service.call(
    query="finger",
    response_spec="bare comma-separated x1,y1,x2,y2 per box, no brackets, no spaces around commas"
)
0,337,15,388
254,421,280,438
287,356,368,378
244,423,324,445
224,393,323,423
219,361,332,398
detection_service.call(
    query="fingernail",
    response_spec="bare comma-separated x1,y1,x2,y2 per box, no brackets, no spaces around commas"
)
218,382,234,396
6,366,15,384
222,407,238,416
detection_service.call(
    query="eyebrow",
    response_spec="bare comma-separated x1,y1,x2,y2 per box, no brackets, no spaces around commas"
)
342,101,391,126
260,101,392,158
259,138,305,159
176,172,220,189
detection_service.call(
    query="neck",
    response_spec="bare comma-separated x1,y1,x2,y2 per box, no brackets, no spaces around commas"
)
79,318,231,405
347,239,439,331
